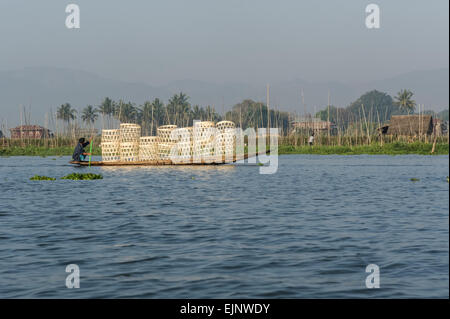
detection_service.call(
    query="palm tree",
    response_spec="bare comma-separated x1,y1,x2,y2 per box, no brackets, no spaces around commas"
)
168,92,190,126
57,103,77,131
192,105,202,122
152,98,166,129
177,92,191,126
394,89,416,113
81,105,98,128
139,101,153,135
115,100,138,123
97,97,115,128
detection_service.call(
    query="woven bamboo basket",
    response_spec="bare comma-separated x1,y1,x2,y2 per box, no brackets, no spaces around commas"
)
139,136,159,161
120,142,139,162
157,125,178,159
101,129,120,162
119,123,141,162
193,121,216,159
215,121,236,158
120,123,141,143
171,127,193,163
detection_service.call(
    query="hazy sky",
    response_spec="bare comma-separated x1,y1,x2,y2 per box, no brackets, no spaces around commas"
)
0,0,448,85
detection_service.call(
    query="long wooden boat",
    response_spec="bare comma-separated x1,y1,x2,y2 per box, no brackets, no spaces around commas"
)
69,150,270,166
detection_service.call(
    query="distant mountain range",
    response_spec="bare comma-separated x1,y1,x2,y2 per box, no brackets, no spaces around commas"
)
0,67,448,127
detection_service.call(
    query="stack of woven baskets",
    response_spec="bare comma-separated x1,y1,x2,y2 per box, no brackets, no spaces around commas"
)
100,129,120,162
118,123,141,162
215,121,236,159
101,120,237,163
157,125,178,160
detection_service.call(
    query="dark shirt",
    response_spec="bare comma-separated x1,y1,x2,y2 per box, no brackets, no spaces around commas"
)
72,142,90,161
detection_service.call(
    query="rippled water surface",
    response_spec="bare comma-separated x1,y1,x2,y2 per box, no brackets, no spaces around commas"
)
0,155,448,298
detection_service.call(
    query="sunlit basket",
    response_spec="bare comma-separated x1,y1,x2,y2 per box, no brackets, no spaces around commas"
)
120,142,139,162
193,121,216,159
120,123,141,143
139,136,159,161
171,127,193,163
157,125,178,159
119,123,141,162
101,129,120,162
102,129,120,142
215,121,236,159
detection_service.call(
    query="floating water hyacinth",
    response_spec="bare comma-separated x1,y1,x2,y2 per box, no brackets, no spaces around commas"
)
61,173,103,180
30,175,56,181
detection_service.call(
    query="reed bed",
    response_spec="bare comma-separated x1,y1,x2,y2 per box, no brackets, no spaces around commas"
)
0,129,448,157
2,139,447,156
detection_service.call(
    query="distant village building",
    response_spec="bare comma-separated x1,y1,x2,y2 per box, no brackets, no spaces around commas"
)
380,115,434,136
10,125,52,139
291,117,335,134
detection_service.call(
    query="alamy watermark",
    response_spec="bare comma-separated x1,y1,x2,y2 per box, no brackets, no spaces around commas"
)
365,4,380,29
66,4,381,30
65,4,80,29
168,125,279,174
365,264,380,288
65,264,80,288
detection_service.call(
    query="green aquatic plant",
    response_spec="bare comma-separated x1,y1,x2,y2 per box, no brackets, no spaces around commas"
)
61,173,103,180
410,178,420,182
30,175,56,181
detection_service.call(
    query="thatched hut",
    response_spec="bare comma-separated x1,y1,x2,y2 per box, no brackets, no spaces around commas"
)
384,115,433,136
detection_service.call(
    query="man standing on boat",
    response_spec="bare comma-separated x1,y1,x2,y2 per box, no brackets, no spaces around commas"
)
72,137,92,162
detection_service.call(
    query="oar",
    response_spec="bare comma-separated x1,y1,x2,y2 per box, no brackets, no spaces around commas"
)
88,139,93,167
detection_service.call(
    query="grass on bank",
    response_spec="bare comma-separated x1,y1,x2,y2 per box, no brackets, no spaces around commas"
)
278,142,449,155
0,146,101,157
1,141,448,157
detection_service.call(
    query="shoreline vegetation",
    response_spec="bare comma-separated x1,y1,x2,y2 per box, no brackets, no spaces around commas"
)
1,141,448,157
1,89,448,157
278,142,448,155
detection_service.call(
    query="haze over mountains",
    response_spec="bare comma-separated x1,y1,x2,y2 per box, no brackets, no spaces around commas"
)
0,67,448,128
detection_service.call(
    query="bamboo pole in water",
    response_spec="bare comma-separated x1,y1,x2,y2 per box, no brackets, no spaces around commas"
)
327,90,330,146
361,103,370,144
266,84,270,142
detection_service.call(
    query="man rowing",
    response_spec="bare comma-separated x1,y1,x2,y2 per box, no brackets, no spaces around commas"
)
72,137,92,162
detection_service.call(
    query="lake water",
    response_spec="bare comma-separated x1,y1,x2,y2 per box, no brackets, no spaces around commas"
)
0,155,448,298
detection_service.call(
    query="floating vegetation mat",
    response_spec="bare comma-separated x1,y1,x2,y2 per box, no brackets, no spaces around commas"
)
30,173,103,181
30,175,56,181
61,173,103,180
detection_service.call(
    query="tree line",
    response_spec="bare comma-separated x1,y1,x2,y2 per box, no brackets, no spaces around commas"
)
56,88,432,137
315,89,417,130
56,93,291,135
56,93,224,135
